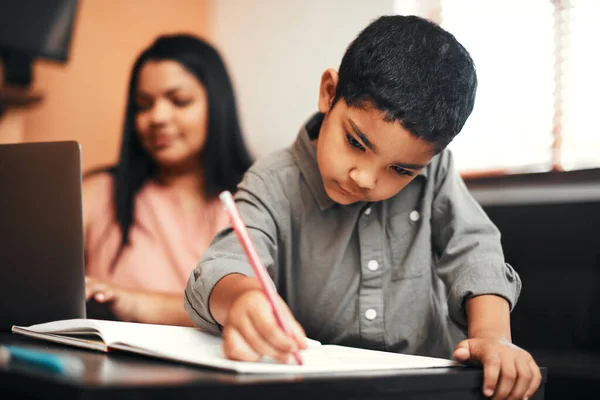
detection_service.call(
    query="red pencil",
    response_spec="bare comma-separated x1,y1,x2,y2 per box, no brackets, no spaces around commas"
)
219,191,303,366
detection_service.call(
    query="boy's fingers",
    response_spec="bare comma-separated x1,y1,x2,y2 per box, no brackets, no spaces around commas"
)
454,340,469,351
481,353,501,398
237,315,291,363
250,307,297,354
453,343,471,362
292,320,307,349
524,359,542,400
279,298,307,349
453,347,471,362
507,356,533,400
452,340,472,362
491,360,516,400
222,326,262,362
453,340,480,367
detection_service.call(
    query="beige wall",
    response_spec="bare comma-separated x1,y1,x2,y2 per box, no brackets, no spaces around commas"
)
211,0,397,159
23,0,211,173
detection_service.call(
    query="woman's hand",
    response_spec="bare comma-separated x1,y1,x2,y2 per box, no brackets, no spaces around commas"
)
85,277,142,322
85,276,194,326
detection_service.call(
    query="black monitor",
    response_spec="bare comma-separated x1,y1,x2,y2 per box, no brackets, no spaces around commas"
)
0,0,79,86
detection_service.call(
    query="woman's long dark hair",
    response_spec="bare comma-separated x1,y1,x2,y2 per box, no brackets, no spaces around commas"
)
108,34,253,261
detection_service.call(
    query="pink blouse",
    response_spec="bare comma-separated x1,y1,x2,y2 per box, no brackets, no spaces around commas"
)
84,173,229,293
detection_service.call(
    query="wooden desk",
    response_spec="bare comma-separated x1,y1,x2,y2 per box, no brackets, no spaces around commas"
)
0,334,546,399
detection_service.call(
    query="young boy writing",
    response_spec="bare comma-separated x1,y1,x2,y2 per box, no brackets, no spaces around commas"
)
184,15,541,399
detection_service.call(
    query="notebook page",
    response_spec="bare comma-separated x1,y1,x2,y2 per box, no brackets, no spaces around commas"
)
106,322,322,368
121,339,459,374
12,319,224,351
14,319,458,374
229,345,459,374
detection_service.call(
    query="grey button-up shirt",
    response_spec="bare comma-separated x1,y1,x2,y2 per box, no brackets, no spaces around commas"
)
185,113,521,358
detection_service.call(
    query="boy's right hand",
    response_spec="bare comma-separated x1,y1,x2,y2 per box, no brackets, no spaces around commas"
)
222,289,307,364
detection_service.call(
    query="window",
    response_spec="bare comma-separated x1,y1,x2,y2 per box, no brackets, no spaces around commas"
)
559,1,600,171
430,0,600,175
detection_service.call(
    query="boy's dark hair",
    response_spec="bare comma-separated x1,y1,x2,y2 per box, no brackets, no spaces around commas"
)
333,15,477,151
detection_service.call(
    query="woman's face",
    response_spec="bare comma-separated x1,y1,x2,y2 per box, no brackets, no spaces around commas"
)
134,60,208,171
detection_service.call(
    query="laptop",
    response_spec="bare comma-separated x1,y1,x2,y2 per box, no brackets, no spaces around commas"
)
0,141,86,331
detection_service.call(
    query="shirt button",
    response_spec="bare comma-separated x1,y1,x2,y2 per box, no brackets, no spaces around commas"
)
365,309,377,320
364,207,372,215
367,260,379,271
409,210,420,222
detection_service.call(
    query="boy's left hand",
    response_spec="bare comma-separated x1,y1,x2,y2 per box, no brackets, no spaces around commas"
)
453,338,542,400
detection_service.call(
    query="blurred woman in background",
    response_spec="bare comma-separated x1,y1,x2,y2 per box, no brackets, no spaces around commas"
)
83,34,253,325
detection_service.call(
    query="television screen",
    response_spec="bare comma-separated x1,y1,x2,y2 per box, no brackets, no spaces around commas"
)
0,0,79,63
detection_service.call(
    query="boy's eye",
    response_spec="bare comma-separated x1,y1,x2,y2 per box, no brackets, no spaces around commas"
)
391,165,414,177
346,133,365,151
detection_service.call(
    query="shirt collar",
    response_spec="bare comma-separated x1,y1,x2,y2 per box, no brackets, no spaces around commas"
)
418,163,429,179
292,112,430,211
292,113,336,211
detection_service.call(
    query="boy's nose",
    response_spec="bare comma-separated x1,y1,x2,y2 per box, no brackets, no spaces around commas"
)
349,168,376,190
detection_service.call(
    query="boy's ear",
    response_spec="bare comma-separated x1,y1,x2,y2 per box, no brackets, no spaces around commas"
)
318,69,339,114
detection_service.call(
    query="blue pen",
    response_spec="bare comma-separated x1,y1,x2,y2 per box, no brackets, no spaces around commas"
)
0,345,84,375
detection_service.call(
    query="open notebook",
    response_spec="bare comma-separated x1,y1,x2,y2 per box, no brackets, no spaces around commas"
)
12,319,460,374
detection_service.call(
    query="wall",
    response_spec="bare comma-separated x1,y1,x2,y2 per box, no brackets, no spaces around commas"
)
23,0,211,173
211,0,402,159
18,1,437,170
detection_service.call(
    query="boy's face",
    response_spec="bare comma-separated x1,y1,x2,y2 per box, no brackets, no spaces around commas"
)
315,69,437,205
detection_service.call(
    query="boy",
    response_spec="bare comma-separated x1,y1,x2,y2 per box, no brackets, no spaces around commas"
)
185,15,541,400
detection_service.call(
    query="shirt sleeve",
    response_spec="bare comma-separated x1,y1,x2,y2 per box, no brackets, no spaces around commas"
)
184,171,280,334
430,150,522,328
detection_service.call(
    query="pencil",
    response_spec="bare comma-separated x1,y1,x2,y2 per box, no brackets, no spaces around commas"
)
219,191,303,366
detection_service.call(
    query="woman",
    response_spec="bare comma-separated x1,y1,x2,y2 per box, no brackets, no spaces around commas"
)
83,34,253,325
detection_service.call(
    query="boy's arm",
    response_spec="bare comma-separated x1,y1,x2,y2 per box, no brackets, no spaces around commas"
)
184,171,281,334
431,150,541,399
208,274,262,327
456,294,542,399
466,294,511,341
430,149,521,329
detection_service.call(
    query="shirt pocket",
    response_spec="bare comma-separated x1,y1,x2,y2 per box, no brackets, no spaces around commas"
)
386,211,432,281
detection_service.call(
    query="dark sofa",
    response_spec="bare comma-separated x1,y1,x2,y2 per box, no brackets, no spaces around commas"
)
466,169,600,400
